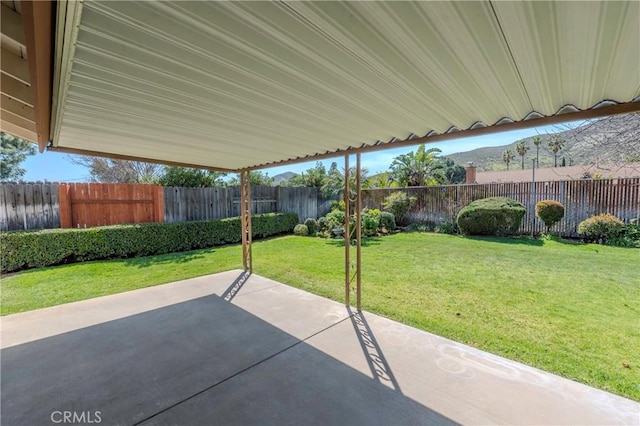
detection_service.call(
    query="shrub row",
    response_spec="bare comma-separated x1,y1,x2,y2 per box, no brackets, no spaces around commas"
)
457,197,525,236
1,213,298,273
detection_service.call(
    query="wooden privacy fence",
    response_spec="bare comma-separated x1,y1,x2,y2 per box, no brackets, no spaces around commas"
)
0,183,59,231
362,178,640,237
164,185,320,223
58,183,164,228
2,179,638,235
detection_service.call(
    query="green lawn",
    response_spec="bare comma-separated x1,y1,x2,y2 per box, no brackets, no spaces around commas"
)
2,233,639,401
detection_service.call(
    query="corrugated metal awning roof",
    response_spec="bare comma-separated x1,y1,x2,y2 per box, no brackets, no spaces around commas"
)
48,1,639,171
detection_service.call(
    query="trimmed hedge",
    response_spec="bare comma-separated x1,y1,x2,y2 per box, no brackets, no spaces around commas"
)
535,200,565,232
1,213,298,273
577,213,625,244
457,197,526,236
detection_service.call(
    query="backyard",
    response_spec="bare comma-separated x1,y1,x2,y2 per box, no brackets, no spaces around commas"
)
1,233,638,401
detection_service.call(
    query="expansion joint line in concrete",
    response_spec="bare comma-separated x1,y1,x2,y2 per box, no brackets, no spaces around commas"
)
133,314,357,425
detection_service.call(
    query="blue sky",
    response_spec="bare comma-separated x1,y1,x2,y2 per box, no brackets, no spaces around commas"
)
22,122,574,182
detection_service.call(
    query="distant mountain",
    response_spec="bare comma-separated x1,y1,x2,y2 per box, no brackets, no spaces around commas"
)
447,113,640,171
272,171,298,185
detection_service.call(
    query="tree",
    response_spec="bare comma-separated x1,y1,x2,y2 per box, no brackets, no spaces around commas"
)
368,171,397,188
532,136,542,168
69,156,163,183
389,144,444,187
502,149,515,170
287,162,327,187
321,164,370,199
227,171,274,186
158,166,226,187
547,136,565,167
515,140,530,170
433,158,466,184
1,132,36,181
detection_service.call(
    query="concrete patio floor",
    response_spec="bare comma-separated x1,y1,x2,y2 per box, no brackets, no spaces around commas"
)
1,270,638,425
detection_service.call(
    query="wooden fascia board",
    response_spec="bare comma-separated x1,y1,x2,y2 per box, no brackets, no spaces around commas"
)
21,0,54,152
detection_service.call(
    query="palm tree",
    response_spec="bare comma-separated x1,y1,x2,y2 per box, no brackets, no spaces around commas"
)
515,140,530,170
532,136,542,168
389,144,443,187
547,136,565,167
502,149,515,170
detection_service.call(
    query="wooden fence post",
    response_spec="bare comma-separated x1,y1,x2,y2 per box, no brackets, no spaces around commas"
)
154,185,164,223
57,183,72,228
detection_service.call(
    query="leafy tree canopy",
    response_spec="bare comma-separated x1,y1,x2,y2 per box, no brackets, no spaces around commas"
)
1,132,36,182
227,171,274,186
286,162,327,187
69,156,163,183
158,166,226,187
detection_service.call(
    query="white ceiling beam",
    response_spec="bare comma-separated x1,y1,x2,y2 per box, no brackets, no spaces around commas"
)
1,47,30,84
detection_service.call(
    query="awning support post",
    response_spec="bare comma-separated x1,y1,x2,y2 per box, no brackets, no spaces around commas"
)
344,155,350,307
240,171,252,274
355,153,362,311
344,154,363,309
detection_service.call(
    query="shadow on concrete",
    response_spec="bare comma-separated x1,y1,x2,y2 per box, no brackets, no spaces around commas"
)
347,307,402,392
1,295,455,426
221,270,251,302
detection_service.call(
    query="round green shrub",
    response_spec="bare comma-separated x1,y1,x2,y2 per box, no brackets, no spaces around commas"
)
456,197,526,236
535,200,565,232
304,218,317,235
326,210,345,230
578,213,624,243
361,211,379,236
382,192,416,225
378,211,396,231
317,217,328,232
293,224,309,236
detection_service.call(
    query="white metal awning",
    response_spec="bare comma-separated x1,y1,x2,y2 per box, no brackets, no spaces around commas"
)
14,1,640,171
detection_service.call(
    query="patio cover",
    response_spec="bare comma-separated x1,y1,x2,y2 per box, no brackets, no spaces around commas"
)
3,1,638,171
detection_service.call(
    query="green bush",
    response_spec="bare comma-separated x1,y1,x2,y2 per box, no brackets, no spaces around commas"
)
361,209,380,237
457,197,526,236
293,224,309,236
326,209,346,231
0,213,298,273
382,192,416,225
316,217,328,233
578,213,625,244
304,218,317,235
379,211,396,231
607,223,640,248
535,200,565,232
434,223,456,234
406,223,431,233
